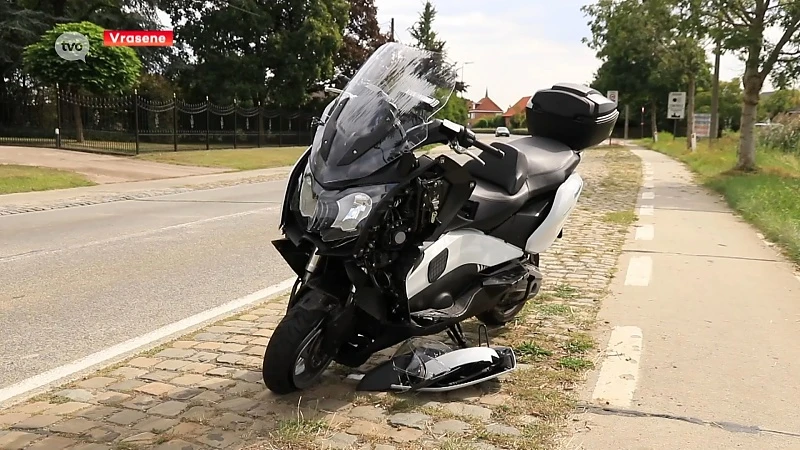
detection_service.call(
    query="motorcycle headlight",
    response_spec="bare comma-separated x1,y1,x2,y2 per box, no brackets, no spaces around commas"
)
298,168,317,218
331,192,373,231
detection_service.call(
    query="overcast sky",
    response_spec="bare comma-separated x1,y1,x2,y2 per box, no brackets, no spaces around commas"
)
156,1,781,111
375,0,774,109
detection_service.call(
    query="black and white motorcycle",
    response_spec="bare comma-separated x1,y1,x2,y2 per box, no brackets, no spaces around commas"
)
262,42,618,394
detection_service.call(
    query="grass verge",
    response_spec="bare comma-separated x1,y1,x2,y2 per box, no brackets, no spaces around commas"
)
0,164,96,194
638,132,800,264
137,146,308,171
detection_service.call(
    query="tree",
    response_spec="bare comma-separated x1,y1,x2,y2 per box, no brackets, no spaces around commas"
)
696,78,743,131
583,0,677,139
334,0,389,83
761,89,800,120
409,1,445,52
435,95,468,124
23,21,142,141
707,0,800,171
161,0,348,106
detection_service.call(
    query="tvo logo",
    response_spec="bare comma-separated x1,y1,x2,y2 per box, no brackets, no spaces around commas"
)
55,32,89,62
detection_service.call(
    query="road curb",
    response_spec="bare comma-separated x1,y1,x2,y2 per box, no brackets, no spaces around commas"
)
0,278,295,409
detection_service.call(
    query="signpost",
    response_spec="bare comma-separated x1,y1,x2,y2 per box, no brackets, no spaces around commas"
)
668,92,686,119
606,91,618,144
694,113,711,137
667,91,686,140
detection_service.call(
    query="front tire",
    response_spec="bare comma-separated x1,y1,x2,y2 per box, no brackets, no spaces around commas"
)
262,302,333,394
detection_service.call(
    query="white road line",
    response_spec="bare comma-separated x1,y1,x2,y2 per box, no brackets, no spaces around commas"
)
644,175,654,182
638,205,654,216
0,207,277,263
642,192,655,200
635,224,654,241
624,256,652,286
0,277,295,406
591,326,644,407
643,181,654,189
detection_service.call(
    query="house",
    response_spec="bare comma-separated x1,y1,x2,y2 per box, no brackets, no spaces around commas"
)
467,89,504,126
502,96,532,128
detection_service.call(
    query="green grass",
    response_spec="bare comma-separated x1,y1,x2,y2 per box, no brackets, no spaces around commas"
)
638,133,800,265
0,164,96,194
603,210,637,225
137,146,308,170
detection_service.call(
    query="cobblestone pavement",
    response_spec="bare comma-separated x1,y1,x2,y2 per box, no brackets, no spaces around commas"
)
0,149,642,450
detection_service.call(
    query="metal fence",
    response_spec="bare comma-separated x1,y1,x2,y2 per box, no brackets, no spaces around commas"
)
0,86,318,155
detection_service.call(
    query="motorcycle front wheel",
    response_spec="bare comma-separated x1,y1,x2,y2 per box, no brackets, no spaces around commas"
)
262,299,333,394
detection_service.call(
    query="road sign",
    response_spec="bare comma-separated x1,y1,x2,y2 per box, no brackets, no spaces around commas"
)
668,92,686,119
694,113,711,137
607,91,619,104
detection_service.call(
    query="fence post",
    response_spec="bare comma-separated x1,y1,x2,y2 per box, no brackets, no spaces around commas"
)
55,83,62,149
257,101,262,148
233,98,237,149
172,92,178,152
278,114,283,147
205,96,210,151
133,89,140,155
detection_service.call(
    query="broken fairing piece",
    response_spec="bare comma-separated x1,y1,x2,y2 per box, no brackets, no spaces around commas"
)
355,338,517,392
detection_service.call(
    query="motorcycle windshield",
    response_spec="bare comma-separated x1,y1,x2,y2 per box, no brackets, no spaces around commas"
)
309,42,457,184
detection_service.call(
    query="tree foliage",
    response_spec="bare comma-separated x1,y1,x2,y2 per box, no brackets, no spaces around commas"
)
161,0,349,106
334,0,389,83
409,1,445,52
23,21,141,93
704,0,800,170
696,78,743,131
761,89,800,120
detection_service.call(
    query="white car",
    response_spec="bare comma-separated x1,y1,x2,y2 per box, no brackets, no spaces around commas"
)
495,126,510,137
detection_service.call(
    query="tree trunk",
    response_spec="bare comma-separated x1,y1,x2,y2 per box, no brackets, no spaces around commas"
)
650,101,658,142
737,69,763,171
69,87,84,143
737,81,760,171
686,73,696,150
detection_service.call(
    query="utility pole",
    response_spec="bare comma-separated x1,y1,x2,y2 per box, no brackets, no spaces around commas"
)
390,18,395,42
710,38,721,140
710,12,722,140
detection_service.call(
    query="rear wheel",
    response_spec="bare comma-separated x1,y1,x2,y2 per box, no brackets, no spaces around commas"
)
262,298,333,394
477,254,540,326
476,301,526,326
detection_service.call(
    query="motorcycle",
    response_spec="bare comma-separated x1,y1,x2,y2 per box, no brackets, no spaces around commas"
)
262,42,619,394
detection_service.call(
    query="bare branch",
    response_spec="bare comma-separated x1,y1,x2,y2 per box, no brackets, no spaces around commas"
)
760,19,800,79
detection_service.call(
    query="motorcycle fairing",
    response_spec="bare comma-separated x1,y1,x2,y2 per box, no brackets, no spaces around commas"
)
354,344,517,392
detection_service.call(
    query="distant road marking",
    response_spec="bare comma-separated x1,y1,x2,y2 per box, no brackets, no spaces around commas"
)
624,256,652,286
642,192,655,200
644,175,654,183
643,181,654,189
0,277,295,406
0,207,276,263
639,205,654,216
592,326,644,407
635,224,654,241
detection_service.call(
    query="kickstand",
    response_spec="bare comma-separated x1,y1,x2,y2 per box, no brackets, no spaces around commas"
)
477,324,491,348
447,323,469,349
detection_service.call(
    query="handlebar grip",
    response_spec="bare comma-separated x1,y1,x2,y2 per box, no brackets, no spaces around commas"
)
472,140,505,158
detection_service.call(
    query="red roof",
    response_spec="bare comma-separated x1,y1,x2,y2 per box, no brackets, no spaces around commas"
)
470,96,503,113
503,96,531,118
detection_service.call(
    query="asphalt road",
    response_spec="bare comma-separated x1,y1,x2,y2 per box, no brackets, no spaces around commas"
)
0,133,519,389
0,182,294,387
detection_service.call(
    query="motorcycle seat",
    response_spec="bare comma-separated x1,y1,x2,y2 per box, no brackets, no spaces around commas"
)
463,136,580,198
